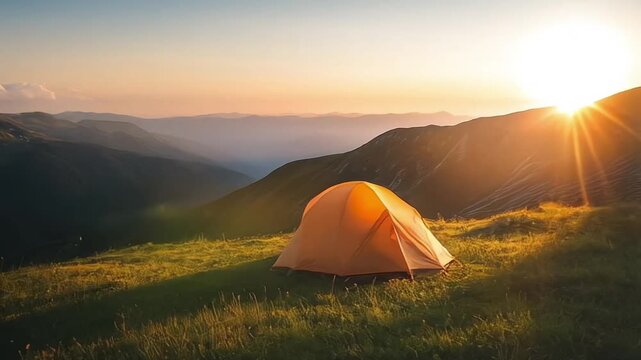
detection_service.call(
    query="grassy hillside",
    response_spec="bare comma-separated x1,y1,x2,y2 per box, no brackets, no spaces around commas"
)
1,204,640,359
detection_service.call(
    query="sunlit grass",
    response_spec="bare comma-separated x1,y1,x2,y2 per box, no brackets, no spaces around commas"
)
0,235,289,322
2,203,641,359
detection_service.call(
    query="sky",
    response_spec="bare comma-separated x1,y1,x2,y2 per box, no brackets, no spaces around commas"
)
1,0,640,117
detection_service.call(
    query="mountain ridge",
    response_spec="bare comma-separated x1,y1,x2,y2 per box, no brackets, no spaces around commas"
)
6,112,224,166
0,115,252,264
196,87,641,237
55,111,472,177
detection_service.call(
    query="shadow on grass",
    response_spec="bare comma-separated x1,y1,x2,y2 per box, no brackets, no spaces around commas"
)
325,205,639,359
201,205,641,359
0,256,331,358
391,205,641,359
4,205,641,359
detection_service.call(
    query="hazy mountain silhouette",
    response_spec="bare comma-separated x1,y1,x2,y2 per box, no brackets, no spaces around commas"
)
9,112,220,165
56,112,471,177
0,114,252,264
197,87,641,237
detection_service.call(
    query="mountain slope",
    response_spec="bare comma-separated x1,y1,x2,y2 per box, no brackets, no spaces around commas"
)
0,118,252,264
198,87,641,236
56,112,471,177
0,116,48,142
6,112,218,165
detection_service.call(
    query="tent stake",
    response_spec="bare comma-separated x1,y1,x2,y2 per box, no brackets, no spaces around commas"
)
331,275,336,294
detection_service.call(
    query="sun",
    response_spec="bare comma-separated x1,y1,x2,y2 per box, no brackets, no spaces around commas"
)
516,21,631,115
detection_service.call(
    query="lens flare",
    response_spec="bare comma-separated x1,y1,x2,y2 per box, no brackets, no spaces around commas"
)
517,21,631,115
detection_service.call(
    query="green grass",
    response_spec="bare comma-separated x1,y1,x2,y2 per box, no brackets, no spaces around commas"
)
1,203,641,359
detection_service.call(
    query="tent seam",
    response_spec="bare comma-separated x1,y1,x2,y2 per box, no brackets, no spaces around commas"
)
348,210,390,262
336,184,360,274
391,218,414,279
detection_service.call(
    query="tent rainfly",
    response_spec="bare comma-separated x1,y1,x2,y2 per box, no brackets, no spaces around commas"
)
273,181,454,278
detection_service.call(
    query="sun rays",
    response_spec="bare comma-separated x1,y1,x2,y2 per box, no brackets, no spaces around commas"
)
517,20,631,114
557,98,640,206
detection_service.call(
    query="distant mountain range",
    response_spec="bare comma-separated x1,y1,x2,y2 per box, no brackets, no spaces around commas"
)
11,112,223,164
55,111,471,177
6,88,641,262
0,113,251,264
1,110,469,265
197,87,641,237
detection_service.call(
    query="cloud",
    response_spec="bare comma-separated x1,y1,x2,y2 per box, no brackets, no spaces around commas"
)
0,83,56,100
0,83,98,114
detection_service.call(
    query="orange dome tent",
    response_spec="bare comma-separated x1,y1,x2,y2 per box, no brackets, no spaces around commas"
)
273,181,454,278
